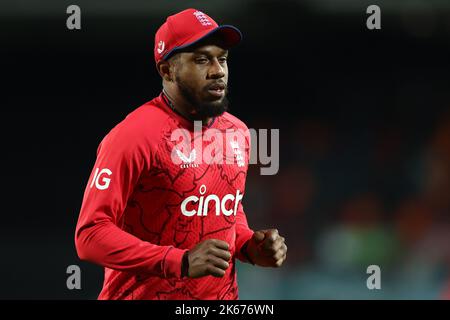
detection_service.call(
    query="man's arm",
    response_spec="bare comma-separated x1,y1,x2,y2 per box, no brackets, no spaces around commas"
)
233,123,287,267
75,126,186,279
234,202,255,263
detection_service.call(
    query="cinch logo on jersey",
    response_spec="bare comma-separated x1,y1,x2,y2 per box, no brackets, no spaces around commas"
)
90,168,112,190
181,184,243,217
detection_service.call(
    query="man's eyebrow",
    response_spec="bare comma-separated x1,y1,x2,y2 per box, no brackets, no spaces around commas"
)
192,49,228,56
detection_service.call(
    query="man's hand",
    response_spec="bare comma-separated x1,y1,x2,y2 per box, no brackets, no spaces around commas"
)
244,229,287,267
182,239,231,278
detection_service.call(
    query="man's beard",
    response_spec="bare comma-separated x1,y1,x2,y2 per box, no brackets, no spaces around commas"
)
176,76,229,119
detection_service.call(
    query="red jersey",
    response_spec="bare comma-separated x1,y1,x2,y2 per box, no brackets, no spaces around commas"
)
75,93,254,300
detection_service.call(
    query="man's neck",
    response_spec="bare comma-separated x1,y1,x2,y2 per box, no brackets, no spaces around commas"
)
162,88,211,125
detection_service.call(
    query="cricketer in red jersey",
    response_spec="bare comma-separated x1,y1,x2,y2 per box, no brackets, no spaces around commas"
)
75,8,287,300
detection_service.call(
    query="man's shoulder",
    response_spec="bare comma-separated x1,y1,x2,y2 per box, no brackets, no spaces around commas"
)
122,97,169,130
220,112,249,131
103,97,169,147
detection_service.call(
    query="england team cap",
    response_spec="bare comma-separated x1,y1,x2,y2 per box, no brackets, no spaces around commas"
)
154,8,242,64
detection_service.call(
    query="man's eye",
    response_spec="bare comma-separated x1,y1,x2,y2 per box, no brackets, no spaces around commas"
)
196,58,208,64
219,57,228,63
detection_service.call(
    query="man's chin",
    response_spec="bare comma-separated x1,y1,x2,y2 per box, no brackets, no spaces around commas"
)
207,98,225,106
203,94,225,102
195,99,228,118
175,78,228,118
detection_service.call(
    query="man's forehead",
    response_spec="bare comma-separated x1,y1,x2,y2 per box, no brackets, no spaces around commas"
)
180,34,229,55
191,45,228,55
173,45,227,60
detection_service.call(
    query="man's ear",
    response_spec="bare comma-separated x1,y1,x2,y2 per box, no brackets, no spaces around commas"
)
157,60,173,82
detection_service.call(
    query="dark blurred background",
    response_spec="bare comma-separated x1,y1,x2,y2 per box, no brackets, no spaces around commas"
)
1,0,449,299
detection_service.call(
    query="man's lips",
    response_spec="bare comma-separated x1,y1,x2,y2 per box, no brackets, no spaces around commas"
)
207,83,226,98
208,83,226,91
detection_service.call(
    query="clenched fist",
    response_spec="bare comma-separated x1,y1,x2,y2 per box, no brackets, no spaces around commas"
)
243,229,287,267
181,239,231,278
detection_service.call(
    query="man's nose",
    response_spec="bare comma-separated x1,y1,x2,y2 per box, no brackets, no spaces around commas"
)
208,59,225,79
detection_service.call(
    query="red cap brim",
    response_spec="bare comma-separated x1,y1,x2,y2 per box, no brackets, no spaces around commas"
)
163,25,242,61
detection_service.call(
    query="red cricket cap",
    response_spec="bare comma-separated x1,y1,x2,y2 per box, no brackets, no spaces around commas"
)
154,8,242,64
